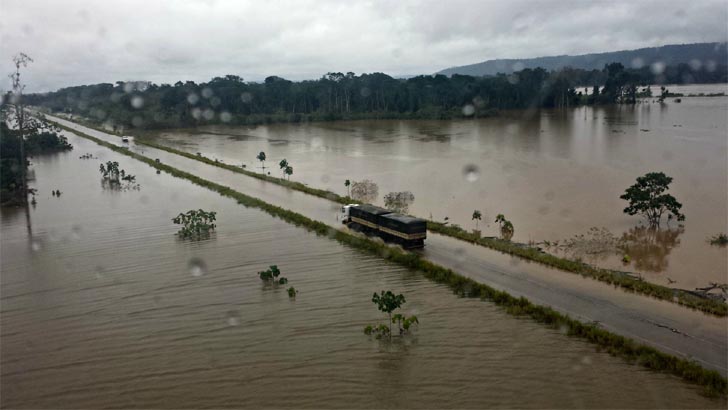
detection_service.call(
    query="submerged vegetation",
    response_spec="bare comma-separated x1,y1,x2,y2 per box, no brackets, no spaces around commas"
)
258,265,288,285
620,172,684,227
709,233,728,246
52,121,728,397
364,290,418,340
172,209,217,240
48,118,727,316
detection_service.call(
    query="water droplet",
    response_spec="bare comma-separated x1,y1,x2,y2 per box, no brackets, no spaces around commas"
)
191,107,202,120
240,92,253,103
650,61,666,75
187,93,199,105
220,111,232,122
226,311,240,326
201,87,213,99
689,59,702,71
131,96,144,109
705,60,717,72
132,116,144,127
511,62,525,71
203,109,215,121
630,57,644,69
31,241,41,252
462,104,475,116
462,164,480,182
360,87,371,97
188,257,207,277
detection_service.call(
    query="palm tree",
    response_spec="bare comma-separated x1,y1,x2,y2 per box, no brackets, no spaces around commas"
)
472,210,482,230
345,179,351,197
284,165,293,180
256,151,266,170
279,158,288,177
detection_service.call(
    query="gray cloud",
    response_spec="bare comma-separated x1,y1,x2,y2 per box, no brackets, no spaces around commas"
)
0,0,726,92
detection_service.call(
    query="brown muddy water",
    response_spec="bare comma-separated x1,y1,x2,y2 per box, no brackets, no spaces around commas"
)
145,87,728,288
1,131,722,408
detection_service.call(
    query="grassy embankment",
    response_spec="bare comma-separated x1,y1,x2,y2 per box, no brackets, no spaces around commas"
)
51,121,728,398
103,127,727,317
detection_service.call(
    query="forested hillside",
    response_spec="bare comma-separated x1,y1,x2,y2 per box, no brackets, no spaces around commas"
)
438,42,727,77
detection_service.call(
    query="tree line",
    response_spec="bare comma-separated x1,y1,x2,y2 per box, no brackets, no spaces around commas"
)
24,62,727,130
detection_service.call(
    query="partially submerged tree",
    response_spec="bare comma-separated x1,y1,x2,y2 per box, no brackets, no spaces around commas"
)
172,209,216,239
364,290,418,340
383,191,415,213
344,179,351,197
620,172,684,227
495,213,514,240
99,161,137,190
284,165,293,180
350,179,379,203
472,210,482,230
258,265,288,284
256,151,266,169
279,158,288,177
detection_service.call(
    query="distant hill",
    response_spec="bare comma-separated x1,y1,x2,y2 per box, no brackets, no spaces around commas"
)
437,42,728,77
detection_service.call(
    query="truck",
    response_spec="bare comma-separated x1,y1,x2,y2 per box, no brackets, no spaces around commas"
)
341,204,427,249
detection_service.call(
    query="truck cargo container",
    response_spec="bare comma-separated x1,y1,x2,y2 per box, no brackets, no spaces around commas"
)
341,204,426,248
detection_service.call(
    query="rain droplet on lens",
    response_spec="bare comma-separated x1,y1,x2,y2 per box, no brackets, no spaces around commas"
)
226,311,240,326
463,164,480,182
220,111,232,122
188,257,207,277
462,104,475,116
131,96,144,109
31,241,42,252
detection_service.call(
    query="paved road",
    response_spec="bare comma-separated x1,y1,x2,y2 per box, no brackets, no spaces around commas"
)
50,115,728,375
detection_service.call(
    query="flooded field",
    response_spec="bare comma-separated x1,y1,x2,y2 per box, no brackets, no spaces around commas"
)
1,132,722,408
145,87,728,287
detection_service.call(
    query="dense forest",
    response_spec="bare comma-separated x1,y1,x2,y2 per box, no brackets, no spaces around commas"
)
25,62,727,130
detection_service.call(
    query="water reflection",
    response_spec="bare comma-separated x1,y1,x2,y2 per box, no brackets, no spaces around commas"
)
619,225,684,273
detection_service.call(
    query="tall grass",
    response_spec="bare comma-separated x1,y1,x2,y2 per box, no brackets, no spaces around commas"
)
52,121,728,398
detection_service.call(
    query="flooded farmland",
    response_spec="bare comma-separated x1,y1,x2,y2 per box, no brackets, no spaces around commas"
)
1,131,722,408
144,87,728,288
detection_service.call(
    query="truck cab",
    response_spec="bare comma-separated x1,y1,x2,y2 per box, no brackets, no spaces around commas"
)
341,204,359,224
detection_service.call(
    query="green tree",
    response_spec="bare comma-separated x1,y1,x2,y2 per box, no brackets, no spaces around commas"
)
172,209,217,239
371,290,405,338
344,179,351,197
258,265,288,284
257,151,266,170
364,290,418,339
279,158,288,177
284,165,293,180
620,172,684,227
472,210,482,230
495,213,514,240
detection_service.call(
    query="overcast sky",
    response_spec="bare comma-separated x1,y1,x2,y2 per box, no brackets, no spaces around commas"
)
0,0,726,92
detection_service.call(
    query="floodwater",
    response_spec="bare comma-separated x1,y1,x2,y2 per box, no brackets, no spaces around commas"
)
144,86,728,288
1,132,722,408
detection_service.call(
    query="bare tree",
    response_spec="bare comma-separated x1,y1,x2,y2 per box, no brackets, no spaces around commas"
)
6,53,34,201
